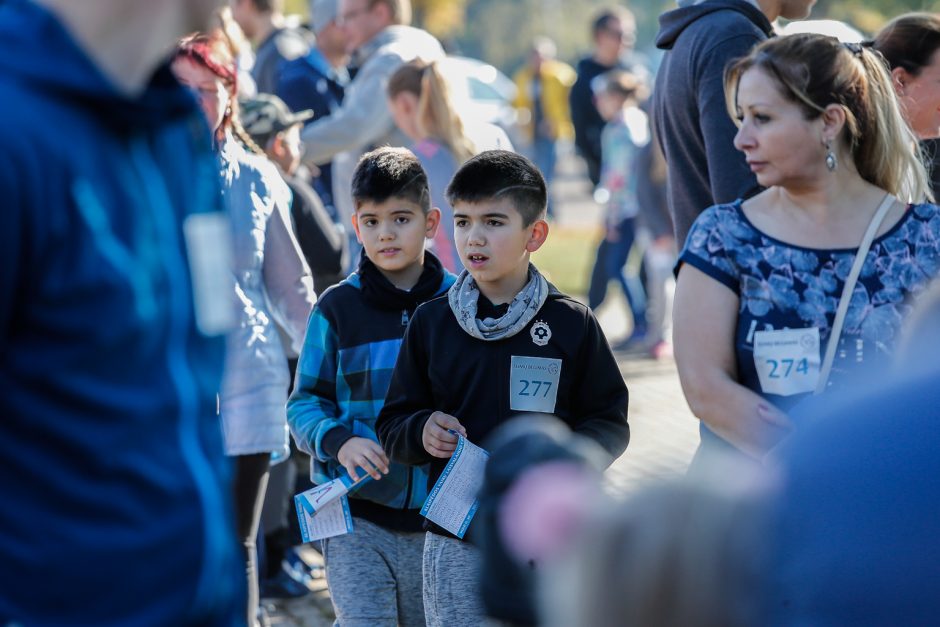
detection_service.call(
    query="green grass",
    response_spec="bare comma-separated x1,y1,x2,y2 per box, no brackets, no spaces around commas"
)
532,225,601,298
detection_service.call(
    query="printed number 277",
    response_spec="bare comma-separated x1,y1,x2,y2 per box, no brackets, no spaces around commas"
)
519,379,552,397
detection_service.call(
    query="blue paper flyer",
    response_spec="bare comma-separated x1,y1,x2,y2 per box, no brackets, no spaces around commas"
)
295,493,353,542
420,435,489,539
294,474,369,542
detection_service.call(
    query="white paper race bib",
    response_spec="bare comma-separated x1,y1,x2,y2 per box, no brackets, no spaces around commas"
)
510,356,562,413
182,212,235,336
753,328,821,396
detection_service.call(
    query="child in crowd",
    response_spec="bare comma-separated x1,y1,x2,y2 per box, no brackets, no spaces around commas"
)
587,69,651,348
287,147,454,626
174,31,316,627
241,93,350,600
375,150,630,626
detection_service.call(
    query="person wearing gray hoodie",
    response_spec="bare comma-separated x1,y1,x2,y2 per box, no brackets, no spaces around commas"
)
300,0,443,252
652,0,814,247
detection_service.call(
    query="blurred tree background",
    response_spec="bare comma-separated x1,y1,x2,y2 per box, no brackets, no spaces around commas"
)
285,0,939,75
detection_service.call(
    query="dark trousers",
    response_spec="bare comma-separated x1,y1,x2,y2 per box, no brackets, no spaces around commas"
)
233,453,271,626
587,216,646,330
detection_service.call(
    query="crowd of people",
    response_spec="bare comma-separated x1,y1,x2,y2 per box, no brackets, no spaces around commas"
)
2,0,940,625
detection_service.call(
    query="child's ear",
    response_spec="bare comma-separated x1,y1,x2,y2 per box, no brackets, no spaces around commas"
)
351,213,363,244
525,218,550,253
425,207,441,238
271,134,286,158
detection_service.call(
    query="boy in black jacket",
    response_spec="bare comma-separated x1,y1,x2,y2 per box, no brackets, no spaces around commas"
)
375,150,630,626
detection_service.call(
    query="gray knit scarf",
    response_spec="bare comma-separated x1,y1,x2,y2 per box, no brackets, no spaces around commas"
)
447,265,549,341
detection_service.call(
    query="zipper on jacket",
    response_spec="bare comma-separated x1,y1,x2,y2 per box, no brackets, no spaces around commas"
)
401,309,409,326
128,135,230,619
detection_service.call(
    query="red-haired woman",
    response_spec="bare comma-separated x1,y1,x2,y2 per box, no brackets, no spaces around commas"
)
173,30,315,626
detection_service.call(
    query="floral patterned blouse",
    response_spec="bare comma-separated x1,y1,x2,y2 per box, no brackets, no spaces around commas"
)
679,199,940,414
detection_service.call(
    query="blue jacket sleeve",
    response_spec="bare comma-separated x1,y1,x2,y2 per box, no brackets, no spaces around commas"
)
276,66,322,118
287,304,352,462
375,308,436,466
0,152,22,354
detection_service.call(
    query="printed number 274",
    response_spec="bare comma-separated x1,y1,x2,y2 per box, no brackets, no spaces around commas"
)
767,358,809,378
519,379,552,397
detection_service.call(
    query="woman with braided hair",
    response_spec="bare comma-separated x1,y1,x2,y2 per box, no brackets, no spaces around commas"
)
173,28,315,626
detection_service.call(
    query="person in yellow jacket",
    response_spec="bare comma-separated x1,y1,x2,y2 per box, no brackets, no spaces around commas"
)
513,37,576,217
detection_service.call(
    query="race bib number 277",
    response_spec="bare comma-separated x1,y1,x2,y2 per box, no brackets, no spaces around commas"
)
509,356,562,413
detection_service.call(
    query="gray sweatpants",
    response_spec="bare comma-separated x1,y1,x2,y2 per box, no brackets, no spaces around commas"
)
322,517,426,627
422,532,485,627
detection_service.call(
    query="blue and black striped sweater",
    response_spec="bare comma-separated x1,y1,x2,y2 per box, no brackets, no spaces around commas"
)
288,253,455,531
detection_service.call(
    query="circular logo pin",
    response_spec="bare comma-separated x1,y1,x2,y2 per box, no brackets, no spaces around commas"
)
531,321,551,346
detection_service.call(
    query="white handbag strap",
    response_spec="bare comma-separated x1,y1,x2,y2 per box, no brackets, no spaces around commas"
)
815,193,897,394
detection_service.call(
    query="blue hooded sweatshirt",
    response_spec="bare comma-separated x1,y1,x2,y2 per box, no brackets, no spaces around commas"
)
0,1,240,624
769,360,940,625
651,0,773,247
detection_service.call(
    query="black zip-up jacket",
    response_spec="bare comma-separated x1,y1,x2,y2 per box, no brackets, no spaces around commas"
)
652,0,774,247
375,284,630,538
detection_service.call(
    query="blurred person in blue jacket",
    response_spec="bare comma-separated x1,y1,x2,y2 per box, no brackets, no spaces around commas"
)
299,0,444,263
768,283,940,625
230,0,312,95
277,0,351,218
0,0,244,624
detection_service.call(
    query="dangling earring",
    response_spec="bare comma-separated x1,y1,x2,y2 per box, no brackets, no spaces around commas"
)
825,140,837,172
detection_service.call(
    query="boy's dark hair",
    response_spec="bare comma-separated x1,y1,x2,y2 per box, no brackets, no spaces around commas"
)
445,150,547,227
351,147,431,213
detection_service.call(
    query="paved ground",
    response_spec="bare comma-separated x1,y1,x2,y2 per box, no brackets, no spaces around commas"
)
265,146,701,625
549,143,700,491
266,349,700,625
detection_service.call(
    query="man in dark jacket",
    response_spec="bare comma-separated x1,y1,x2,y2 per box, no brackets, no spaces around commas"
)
652,0,814,247
0,0,241,624
231,0,312,94
569,7,648,186
276,0,350,216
